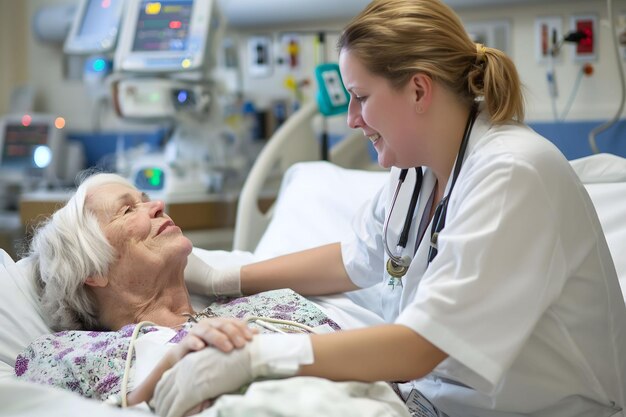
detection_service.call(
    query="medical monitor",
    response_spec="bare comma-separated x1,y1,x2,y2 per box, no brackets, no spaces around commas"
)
0,115,64,182
115,0,217,73
64,0,126,55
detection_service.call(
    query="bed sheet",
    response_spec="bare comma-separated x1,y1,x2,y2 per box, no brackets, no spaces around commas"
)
0,376,409,417
1,379,151,417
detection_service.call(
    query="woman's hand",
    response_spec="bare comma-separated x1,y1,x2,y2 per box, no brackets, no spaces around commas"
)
164,317,255,368
188,317,256,352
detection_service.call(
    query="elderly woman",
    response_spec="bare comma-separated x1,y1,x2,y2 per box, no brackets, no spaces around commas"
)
30,172,212,330
19,172,339,409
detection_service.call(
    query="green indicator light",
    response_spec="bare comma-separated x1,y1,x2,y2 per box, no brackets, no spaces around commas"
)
148,169,163,186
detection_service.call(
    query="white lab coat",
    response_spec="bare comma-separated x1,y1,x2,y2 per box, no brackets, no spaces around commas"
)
341,112,626,417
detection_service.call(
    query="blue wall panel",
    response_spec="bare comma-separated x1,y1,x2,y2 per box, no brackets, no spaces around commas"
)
529,120,626,161
70,120,626,170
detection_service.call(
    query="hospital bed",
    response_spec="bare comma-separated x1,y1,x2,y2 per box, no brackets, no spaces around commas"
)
2,102,626,415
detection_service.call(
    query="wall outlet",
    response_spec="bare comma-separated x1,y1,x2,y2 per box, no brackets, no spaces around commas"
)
570,14,597,62
247,35,273,78
535,16,563,64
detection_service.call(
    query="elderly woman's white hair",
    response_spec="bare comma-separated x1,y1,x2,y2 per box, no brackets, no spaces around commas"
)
29,173,134,330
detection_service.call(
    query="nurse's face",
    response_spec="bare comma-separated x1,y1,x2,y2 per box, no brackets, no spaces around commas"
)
340,49,421,169
86,182,192,290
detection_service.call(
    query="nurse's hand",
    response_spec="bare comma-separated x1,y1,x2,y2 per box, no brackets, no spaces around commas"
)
127,318,255,408
154,333,314,417
184,252,242,296
153,344,254,417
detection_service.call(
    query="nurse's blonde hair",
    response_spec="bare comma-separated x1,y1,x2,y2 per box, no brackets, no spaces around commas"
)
338,0,524,123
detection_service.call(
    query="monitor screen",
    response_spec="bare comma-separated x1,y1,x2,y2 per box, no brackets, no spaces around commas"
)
132,0,193,52
64,0,125,55
1,123,50,169
115,0,215,73
0,115,65,183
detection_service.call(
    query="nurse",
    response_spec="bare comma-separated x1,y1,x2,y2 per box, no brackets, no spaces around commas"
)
155,0,626,416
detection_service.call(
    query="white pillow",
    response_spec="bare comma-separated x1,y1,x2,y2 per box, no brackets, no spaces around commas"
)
0,251,50,379
570,153,626,184
584,182,626,300
571,153,626,299
254,161,388,260
252,162,389,319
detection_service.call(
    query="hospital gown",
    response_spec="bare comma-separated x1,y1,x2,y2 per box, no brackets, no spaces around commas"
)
15,288,340,401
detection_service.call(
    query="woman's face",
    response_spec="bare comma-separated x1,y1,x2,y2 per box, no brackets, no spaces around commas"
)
339,49,422,169
86,182,192,286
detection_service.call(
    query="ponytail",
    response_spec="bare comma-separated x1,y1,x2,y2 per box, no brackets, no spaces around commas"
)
468,44,525,123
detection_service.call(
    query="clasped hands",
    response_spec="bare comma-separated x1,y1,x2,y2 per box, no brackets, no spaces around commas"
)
150,316,314,417
131,317,256,417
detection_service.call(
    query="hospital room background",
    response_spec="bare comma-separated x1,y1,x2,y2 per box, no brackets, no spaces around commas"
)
1,0,626,261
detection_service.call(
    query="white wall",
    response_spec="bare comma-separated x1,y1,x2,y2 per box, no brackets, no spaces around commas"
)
232,0,626,123
0,1,28,115
460,0,626,121
3,0,626,132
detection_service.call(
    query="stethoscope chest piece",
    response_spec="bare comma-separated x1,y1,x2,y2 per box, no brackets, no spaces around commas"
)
430,232,439,249
386,258,408,278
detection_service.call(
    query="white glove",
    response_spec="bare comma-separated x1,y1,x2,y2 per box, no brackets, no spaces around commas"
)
153,333,314,417
184,252,242,297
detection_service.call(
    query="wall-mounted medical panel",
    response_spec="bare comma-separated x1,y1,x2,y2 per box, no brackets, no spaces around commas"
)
218,0,572,27
570,14,598,62
464,20,512,55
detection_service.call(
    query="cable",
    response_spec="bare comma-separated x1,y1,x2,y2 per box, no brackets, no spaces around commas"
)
547,30,586,122
559,65,585,121
588,0,626,154
246,316,317,334
547,51,559,121
120,321,156,408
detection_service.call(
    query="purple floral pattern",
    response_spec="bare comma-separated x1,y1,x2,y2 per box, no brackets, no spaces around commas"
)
15,289,339,400
202,289,341,332
14,324,172,400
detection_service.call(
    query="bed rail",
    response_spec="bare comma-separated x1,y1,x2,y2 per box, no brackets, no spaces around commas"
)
233,100,373,252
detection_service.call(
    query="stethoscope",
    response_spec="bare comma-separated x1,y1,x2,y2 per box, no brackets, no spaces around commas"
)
383,104,479,279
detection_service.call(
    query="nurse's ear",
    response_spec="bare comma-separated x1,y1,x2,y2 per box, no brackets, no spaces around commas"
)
85,275,109,288
410,73,433,114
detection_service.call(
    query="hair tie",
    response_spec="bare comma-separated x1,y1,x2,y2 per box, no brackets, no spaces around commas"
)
475,43,487,64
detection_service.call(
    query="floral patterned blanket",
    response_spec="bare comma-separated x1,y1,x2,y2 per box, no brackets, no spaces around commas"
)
15,289,340,401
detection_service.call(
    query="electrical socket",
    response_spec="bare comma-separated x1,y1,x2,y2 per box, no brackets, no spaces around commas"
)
535,16,563,64
570,14,597,62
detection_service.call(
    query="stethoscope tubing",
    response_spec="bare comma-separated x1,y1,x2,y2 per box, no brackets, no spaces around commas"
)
382,104,479,276
383,168,420,268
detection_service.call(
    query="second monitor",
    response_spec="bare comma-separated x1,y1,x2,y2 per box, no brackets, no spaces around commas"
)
114,0,218,73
